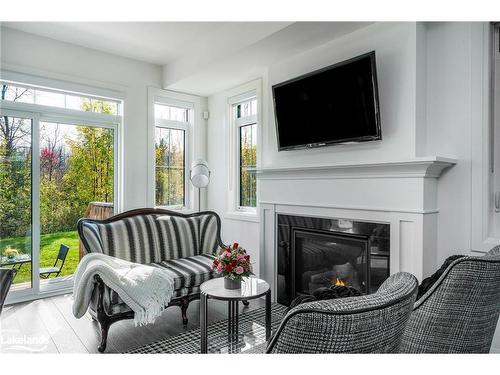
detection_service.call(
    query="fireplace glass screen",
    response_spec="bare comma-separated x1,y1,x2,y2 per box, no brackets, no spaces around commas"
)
293,229,368,296
277,214,390,306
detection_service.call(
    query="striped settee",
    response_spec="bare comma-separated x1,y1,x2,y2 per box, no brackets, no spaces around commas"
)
77,208,224,352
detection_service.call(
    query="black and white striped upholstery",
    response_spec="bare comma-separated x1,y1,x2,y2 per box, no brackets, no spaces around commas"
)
152,254,216,290
80,213,220,263
266,272,418,353
400,246,500,353
78,209,224,316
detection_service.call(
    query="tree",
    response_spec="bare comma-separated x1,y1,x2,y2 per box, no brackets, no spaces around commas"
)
240,124,257,207
0,85,33,239
155,129,185,206
1,85,32,158
40,124,65,182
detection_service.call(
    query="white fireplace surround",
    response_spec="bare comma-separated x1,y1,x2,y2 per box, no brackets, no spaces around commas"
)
257,156,456,300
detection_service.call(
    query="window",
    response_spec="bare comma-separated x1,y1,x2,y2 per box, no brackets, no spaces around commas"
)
233,98,257,209
1,79,121,299
2,83,120,115
154,103,189,208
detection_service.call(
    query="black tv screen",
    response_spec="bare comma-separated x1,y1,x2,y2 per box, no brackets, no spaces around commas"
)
272,51,381,151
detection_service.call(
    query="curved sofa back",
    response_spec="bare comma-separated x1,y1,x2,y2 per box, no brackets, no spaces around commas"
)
78,208,223,264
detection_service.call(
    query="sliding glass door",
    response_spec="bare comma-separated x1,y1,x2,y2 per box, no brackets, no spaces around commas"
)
0,111,37,295
0,109,117,300
38,121,114,287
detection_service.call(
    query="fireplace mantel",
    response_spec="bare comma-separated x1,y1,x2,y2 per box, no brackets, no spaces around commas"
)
256,156,456,180
257,156,457,298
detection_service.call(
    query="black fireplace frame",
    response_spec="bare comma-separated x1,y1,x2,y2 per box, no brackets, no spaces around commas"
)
277,213,390,305
290,227,371,298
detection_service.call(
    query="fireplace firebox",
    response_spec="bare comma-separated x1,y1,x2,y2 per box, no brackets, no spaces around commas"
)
277,214,390,306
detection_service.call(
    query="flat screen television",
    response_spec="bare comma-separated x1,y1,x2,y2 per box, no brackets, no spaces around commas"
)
272,51,381,151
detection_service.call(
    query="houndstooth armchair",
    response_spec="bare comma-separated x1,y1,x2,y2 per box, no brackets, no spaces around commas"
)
400,246,500,353
266,272,418,353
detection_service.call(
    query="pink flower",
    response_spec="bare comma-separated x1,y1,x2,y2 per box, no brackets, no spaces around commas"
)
237,254,245,260
216,263,223,273
235,266,244,275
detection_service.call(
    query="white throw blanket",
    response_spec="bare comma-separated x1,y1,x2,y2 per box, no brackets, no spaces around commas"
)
72,253,175,326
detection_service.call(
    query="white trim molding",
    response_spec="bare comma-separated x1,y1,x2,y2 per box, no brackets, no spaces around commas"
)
256,157,456,180
471,23,500,252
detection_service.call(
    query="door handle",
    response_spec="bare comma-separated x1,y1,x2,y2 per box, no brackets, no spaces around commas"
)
495,192,500,213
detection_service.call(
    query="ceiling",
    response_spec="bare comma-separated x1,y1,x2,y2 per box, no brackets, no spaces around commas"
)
3,22,292,65
3,22,373,96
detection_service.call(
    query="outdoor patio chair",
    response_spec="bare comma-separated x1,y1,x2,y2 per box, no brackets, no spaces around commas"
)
0,268,16,315
39,244,70,279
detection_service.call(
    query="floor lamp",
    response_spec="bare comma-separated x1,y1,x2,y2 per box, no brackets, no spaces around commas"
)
190,159,210,212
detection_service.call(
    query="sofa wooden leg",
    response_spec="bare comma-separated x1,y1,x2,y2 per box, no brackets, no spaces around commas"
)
243,300,250,306
95,274,110,353
97,320,110,353
180,297,189,325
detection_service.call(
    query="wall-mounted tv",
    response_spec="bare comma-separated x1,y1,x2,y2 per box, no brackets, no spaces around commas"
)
272,51,381,151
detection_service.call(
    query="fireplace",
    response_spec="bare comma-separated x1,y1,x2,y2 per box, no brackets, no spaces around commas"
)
277,214,390,305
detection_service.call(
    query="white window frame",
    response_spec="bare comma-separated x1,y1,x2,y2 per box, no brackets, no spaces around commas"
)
153,101,192,210
226,79,262,221
147,87,206,213
1,74,123,304
234,99,258,212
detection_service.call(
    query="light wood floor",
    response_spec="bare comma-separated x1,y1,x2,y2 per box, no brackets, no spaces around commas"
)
0,294,264,353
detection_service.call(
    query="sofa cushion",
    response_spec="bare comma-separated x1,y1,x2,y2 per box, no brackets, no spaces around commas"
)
93,254,217,316
153,253,216,290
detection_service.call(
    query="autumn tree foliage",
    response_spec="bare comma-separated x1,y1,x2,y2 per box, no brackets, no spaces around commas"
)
1,85,114,238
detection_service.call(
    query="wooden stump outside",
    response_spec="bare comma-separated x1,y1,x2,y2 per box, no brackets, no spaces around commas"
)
79,202,114,260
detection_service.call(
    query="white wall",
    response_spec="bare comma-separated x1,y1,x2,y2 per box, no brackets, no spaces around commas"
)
263,22,420,168
0,26,163,210
425,23,490,262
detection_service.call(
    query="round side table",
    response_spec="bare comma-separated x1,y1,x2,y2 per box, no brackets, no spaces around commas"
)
200,277,271,354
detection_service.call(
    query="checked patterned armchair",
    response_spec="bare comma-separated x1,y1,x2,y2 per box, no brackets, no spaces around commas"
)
78,208,224,352
400,246,500,353
266,272,418,353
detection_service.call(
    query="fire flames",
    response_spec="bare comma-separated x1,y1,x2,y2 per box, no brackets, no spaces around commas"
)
334,278,346,287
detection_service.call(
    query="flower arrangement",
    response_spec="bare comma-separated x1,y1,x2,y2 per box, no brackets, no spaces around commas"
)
212,242,252,281
3,246,19,259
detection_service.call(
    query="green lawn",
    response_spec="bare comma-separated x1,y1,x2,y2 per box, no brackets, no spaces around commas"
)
0,230,80,284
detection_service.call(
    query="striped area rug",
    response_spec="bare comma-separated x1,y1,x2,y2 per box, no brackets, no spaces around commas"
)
126,303,287,354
